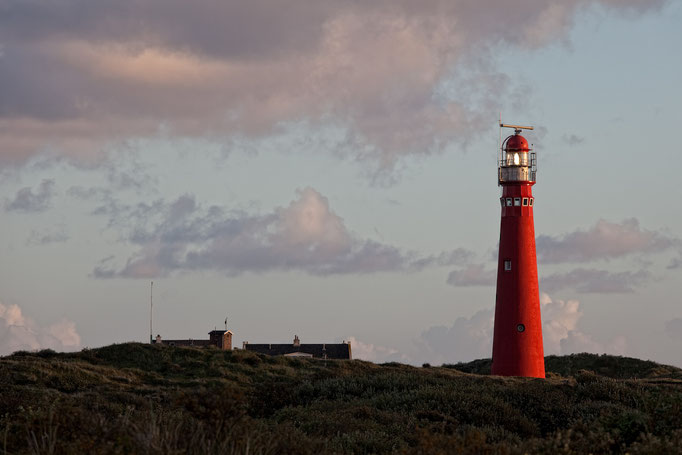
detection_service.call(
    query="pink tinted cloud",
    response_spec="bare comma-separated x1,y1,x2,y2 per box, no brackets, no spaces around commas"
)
536,218,675,264
0,301,81,355
92,187,469,278
0,0,666,170
446,264,496,287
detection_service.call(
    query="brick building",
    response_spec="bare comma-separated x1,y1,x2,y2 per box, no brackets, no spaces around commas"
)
154,329,232,350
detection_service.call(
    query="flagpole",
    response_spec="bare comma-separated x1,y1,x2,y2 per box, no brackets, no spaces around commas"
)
150,281,153,343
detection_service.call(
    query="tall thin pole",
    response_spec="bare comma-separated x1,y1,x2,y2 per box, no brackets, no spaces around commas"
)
498,113,502,170
150,281,153,343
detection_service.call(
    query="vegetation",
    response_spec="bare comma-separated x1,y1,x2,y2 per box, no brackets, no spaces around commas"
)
1,344,681,454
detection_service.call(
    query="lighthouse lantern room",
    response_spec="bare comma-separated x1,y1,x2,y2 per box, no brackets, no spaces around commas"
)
491,123,545,378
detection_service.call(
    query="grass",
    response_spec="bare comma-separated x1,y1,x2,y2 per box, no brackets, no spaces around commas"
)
1,343,681,454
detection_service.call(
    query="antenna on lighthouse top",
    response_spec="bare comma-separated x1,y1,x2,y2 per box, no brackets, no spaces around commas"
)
498,113,502,166
500,123,534,134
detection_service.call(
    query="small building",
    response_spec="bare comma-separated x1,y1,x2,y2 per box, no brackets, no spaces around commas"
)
242,335,351,360
154,330,232,350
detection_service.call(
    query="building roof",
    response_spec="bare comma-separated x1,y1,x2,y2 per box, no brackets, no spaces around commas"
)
159,339,213,347
244,343,351,359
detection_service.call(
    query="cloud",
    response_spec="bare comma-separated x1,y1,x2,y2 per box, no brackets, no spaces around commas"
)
419,309,495,364
0,0,666,170
93,187,466,278
667,253,682,270
446,264,496,287
540,293,627,356
346,336,408,363
541,267,650,293
416,293,627,364
0,301,81,356
665,318,682,341
561,133,585,146
4,179,56,212
26,224,70,245
536,218,675,264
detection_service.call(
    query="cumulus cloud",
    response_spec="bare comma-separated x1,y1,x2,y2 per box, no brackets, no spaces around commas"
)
93,187,468,278
0,301,81,356
416,293,627,364
346,336,409,364
4,179,56,212
419,309,495,364
536,218,675,264
0,0,666,170
540,293,627,356
541,267,650,293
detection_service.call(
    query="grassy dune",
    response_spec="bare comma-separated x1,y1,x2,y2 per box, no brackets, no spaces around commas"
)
1,344,681,454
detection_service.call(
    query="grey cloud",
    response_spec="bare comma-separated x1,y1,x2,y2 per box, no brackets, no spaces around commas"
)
410,248,475,270
446,264,496,287
665,318,682,341
93,188,462,278
562,133,584,146
4,179,55,212
67,185,112,201
536,218,675,264
26,225,69,245
0,0,666,170
667,254,682,270
541,267,650,293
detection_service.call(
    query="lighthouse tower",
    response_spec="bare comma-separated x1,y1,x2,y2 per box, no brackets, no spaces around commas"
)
491,123,545,378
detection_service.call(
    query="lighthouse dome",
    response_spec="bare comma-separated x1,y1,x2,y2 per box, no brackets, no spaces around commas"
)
504,134,529,152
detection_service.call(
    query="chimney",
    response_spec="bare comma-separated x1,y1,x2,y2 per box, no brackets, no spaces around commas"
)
293,335,300,347
222,331,233,350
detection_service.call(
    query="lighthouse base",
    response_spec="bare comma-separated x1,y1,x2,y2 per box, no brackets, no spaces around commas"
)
492,183,545,378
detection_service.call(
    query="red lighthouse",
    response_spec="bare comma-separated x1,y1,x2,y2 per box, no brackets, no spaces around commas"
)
491,123,545,378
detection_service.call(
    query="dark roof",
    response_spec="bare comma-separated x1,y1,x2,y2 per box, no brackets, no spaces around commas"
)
244,343,351,359
160,339,212,347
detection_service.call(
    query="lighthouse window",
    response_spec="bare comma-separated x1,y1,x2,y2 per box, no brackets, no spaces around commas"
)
500,198,504,207
514,198,521,206
529,198,534,206
522,198,529,206
506,198,512,206
517,324,525,333
504,260,512,271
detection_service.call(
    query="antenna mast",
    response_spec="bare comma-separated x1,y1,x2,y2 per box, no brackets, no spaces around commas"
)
150,281,153,343
498,113,502,179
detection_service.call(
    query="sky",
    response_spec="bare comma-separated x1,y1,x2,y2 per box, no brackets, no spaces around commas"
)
1,0,681,367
